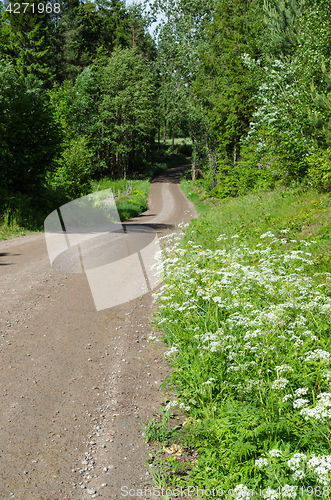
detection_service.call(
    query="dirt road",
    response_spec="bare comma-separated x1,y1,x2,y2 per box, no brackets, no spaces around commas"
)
0,166,197,500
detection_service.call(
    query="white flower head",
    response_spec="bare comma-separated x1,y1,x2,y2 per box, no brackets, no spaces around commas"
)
268,449,283,458
233,484,254,499
271,378,289,390
255,457,269,467
293,398,309,409
295,387,308,397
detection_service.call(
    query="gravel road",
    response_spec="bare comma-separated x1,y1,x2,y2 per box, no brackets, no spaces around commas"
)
0,165,197,499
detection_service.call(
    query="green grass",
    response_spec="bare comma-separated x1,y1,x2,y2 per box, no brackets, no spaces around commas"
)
148,182,331,497
164,137,193,146
0,209,32,240
91,179,150,221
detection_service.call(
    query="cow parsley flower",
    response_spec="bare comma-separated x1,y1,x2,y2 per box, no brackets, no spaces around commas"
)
255,457,269,467
305,350,331,362
271,378,289,390
295,387,308,396
293,398,309,409
233,484,253,499
300,393,331,422
275,365,293,374
268,449,283,458
307,454,331,485
282,394,292,402
287,453,307,480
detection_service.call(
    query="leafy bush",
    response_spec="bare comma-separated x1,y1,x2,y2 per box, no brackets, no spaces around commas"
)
48,137,95,200
307,148,331,192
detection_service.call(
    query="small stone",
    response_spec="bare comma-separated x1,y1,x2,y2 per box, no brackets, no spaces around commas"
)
103,467,108,472
87,488,96,495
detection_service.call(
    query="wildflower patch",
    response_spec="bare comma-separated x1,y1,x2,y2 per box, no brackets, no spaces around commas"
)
153,227,331,495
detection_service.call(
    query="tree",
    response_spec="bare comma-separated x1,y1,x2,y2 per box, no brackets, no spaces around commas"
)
0,59,62,193
99,47,158,178
0,0,55,84
193,0,261,165
263,0,305,57
148,0,218,178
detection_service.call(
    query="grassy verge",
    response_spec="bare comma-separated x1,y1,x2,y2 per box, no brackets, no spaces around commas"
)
146,182,331,498
0,209,32,240
91,178,150,221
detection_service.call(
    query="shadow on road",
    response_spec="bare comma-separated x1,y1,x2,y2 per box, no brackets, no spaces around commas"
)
152,163,191,184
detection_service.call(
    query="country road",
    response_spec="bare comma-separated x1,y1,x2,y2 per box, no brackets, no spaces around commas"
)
0,165,197,500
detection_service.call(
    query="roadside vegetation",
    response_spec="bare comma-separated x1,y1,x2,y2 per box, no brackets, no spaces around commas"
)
146,183,331,497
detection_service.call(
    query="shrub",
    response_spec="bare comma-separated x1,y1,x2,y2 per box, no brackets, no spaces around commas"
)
307,148,331,192
48,137,95,200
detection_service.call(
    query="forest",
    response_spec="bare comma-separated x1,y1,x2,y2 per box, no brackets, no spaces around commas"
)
1,0,331,227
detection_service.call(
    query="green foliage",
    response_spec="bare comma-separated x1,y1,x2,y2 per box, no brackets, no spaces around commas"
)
307,147,331,192
143,410,180,445
47,136,95,200
309,62,331,147
152,184,331,491
193,0,262,176
0,59,62,193
263,0,305,57
99,47,158,177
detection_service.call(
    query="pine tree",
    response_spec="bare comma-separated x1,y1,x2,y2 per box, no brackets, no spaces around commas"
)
309,62,331,146
0,0,55,84
263,0,305,57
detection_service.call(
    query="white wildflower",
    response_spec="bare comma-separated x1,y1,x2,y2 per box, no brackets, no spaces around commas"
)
295,387,308,396
300,393,331,422
305,350,331,362
293,398,309,409
233,484,253,499
287,453,307,480
260,231,275,239
268,449,283,458
255,457,269,467
271,378,289,390
282,394,292,403
164,345,178,357
275,365,293,374
202,378,215,385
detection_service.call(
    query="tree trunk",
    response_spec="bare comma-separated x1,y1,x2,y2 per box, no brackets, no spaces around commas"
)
233,136,240,165
163,99,167,146
192,143,196,181
171,128,174,153
158,108,160,152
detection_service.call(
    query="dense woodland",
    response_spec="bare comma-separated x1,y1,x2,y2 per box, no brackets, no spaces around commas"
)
0,0,331,219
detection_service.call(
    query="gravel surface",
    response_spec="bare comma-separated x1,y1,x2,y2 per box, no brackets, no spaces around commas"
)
0,166,197,499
